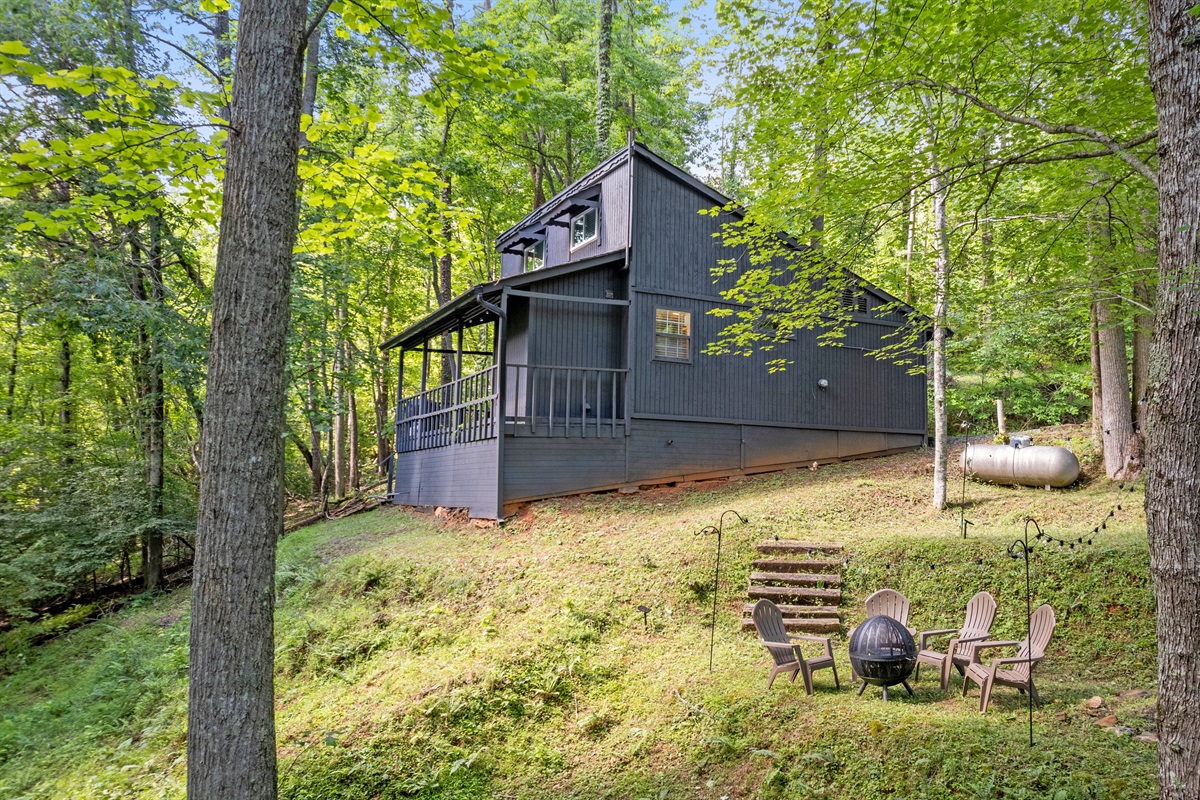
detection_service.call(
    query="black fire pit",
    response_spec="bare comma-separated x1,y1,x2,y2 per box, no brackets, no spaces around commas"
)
849,615,917,700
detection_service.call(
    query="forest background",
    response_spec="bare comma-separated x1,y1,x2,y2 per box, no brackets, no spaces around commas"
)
0,0,1157,656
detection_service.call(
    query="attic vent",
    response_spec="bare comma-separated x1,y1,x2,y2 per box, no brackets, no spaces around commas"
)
840,286,867,314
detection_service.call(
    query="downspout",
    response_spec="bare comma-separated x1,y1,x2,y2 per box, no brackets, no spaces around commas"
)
477,287,508,519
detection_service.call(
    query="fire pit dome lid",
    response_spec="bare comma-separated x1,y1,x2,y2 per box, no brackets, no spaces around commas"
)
848,614,917,661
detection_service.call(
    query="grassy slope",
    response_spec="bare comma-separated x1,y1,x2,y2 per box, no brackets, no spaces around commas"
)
0,431,1158,799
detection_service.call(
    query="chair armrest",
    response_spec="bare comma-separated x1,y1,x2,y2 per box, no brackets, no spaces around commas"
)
918,628,959,648
992,654,1044,667
972,639,1021,651
964,639,1019,665
759,640,802,652
790,634,834,658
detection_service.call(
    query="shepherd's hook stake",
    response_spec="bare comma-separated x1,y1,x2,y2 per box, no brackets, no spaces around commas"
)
695,510,748,673
1008,517,1041,747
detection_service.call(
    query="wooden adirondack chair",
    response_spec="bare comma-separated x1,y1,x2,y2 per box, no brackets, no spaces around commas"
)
865,588,911,628
849,588,912,682
915,591,998,690
962,604,1056,713
751,599,840,696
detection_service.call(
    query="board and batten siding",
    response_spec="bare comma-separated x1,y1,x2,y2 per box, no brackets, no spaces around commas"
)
628,154,926,435
500,420,923,504
629,291,926,433
522,265,626,370
391,438,499,519
499,157,631,278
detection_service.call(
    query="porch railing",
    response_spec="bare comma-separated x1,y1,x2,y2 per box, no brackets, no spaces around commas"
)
395,365,498,453
506,364,627,438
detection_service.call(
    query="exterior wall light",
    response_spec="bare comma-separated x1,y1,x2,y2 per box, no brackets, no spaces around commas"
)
818,379,830,389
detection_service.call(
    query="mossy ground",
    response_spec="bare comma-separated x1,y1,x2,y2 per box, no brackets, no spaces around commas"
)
0,428,1158,798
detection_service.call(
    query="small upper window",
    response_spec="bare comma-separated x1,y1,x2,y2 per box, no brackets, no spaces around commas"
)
655,308,691,362
524,240,544,272
570,206,598,250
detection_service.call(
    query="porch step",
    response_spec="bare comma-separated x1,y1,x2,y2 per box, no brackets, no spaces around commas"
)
741,603,839,617
741,617,841,634
755,541,844,555
747,585,842,603
751,558,842,573
749,571,842,587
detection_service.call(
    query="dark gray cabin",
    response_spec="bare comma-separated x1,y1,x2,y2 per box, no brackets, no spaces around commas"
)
380,143,928,519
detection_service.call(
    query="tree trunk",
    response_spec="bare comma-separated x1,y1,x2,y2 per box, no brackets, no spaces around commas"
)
1095,290,1134,478
1132,278,1153,433
596,0,614,151
187,2,309,798
1145,2,1200,796
332,298,347,498
305,343,324,496
374,275,392,476
299,21,320,148
214,9,231,119
347,387,359,492
1090,300,1104,450
6,306,20,419
928,156,949,511
58,327,73,463
143,215,166,592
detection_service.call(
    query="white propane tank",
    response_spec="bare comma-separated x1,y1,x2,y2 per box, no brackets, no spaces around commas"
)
960,444,1080,488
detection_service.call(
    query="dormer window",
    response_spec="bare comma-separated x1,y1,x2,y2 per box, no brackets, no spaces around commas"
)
523,239,544,271
570,206,598,250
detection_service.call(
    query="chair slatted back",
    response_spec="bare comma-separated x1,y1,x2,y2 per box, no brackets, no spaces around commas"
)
864,588,910,627
962,591,998,635
752,599,798,667
1009,604,1056,681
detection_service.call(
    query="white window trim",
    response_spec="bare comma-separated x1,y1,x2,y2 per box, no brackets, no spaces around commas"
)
523,240,544,272
569,206,599,252
654,307,692,363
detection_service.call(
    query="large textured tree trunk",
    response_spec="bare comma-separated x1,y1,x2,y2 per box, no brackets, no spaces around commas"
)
1146,2,1200,797
186,2,309,797
928,159,949,511
596,0,614,149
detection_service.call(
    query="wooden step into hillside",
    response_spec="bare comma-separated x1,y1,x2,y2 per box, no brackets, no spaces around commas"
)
742,540,844,634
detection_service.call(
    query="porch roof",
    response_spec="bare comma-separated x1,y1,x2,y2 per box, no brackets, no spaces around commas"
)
378,250,626,352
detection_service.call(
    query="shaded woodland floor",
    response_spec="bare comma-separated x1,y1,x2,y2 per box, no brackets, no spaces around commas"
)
0,426,1158,798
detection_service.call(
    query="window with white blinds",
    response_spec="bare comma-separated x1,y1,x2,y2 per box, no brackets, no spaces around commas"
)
654,308,691,362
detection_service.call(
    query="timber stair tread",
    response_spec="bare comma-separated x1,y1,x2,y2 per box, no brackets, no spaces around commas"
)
749,571,842,587
741,617,841,634
744,540,845,634
755,541,844,555
747,585,841,602
751,558,842,573
741,603,839,617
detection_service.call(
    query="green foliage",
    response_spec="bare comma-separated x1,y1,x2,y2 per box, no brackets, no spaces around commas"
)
947,368,1092,431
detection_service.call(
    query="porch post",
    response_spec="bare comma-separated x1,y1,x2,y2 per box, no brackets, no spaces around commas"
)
495,288,509,518
390,347,405,500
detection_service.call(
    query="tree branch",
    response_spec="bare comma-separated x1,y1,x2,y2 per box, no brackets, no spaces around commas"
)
902,77,1159,187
